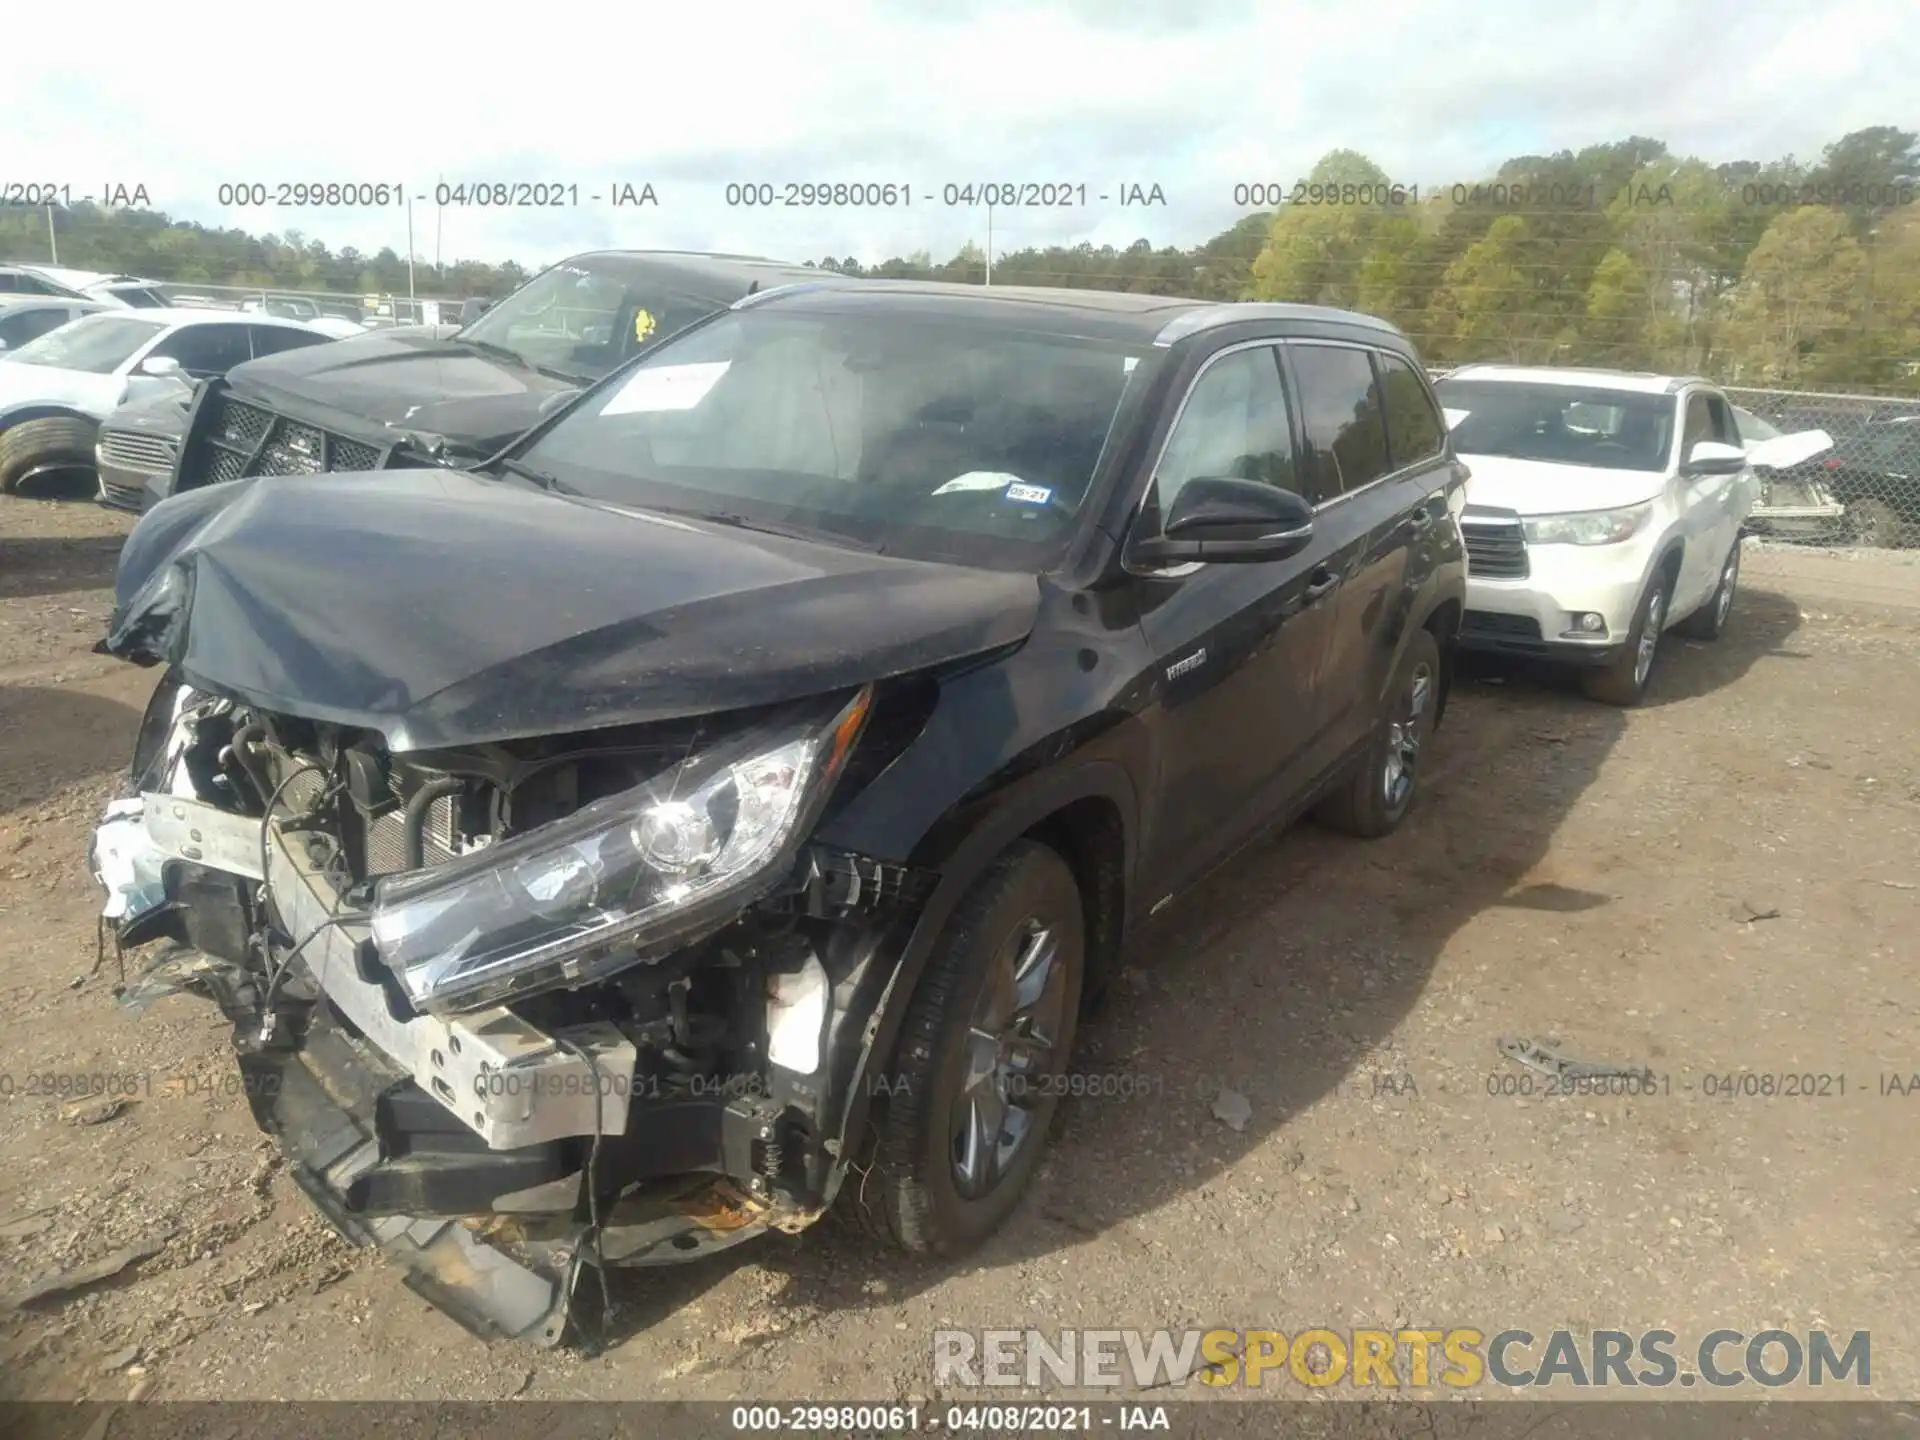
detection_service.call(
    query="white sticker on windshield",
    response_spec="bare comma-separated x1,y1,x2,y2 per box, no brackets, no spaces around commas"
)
932,471,1019,495
1005,482,1053,505
1124,356,1139,373
599,360,731,416
1442,408,1471,429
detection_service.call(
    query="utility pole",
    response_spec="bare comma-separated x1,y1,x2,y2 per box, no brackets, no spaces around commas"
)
406,194,417,304
985,203,993,286
434,173,443,274
46,203,57,263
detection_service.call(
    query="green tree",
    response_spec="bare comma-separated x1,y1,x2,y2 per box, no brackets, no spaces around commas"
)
1720,208,1867,384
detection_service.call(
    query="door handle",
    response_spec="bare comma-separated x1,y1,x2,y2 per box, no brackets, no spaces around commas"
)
1302,568,1340,603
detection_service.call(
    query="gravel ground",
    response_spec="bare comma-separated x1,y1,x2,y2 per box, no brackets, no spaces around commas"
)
2,493,1917,1406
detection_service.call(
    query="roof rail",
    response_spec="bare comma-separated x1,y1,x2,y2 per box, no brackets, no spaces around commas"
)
731,278,859,310
1152,301,1407,348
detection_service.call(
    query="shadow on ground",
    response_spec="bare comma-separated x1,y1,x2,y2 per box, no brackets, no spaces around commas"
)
0,534,125,602
573,611,1803,1345
0,685,141,816
1455,585,1801,711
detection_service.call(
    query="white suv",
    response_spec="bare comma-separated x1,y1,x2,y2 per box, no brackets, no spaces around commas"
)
1433,365,1766,706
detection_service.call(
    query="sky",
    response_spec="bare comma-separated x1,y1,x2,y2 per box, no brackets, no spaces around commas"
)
11,0,1917,275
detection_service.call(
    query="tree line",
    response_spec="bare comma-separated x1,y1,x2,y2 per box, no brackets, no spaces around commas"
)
5,125,1914,393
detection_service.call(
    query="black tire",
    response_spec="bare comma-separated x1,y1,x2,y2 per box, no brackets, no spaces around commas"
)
1675,538,1739,641
0,416,98,496
1582,567,1673,707
847,840,1084,1255
1851,499,1902,549
1314,626,1441,839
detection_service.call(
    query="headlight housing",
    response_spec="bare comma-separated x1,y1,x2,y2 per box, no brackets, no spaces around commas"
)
1522,502,1653,546
370,686,872,1016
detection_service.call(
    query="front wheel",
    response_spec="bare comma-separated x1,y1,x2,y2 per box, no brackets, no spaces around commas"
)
1675,539,1739,641
1582,571,1670,707
1315,626,1441,838
0,416,98,495
848,840,1085,1255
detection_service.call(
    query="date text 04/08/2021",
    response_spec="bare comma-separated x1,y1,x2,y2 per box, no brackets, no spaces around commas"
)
212,181,659,208
1228,181,1676,209
722,182,1168,207
727,1403,1172,1432
1,182,149,208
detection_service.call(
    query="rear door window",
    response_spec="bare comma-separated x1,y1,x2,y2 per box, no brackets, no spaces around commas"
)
1288,343,1391,503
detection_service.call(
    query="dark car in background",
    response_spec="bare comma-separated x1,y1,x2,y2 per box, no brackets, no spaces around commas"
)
0,295,108,354
130,251,829,515
1819,417,1920,546
92,282,1465,1345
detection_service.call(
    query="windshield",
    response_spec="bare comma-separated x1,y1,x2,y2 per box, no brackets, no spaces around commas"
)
1436,380,1675,472
520,308,1147,568
4,313,164,373
106,287,170,309
458,261,730,382
1733,407,1783,443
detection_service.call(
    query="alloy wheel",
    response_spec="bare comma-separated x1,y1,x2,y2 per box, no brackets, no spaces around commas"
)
1382,662,1433,811
1635,590,1666,689
950,918,1069,1199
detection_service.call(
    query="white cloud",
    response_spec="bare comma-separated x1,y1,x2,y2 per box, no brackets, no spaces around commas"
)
10,0,1916,274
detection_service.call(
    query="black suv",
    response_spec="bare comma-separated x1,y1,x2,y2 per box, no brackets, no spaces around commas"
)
92,282,1466,1345
105,250,828,514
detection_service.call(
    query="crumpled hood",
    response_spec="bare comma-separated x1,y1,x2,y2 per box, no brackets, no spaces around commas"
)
101,383,194,440
227,325,579,456
104,470,1040,751
1458,454,1667,514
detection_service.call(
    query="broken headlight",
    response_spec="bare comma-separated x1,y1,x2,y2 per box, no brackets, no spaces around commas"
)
370,687,872,1016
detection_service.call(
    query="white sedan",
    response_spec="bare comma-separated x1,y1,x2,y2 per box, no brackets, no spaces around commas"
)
0,309,334,494
1435,365,1808,706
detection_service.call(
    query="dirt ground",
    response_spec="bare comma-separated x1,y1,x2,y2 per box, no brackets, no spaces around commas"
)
2,494,1918,1406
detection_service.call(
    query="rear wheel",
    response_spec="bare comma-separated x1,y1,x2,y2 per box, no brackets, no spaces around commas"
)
0,416,98,496
1315,627,1441,838
848,840,1085,1255
1676,539,1739,640
1582,570,1671,707
1851,499,1903,549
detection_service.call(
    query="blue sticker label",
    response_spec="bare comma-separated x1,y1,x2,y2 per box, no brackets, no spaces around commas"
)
1005,482,1052,505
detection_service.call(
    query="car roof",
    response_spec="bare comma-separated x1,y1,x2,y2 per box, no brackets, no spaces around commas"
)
0,294,107,313
560,249,830,298
1441,363,1711,395
732,278,1408,348
69,307,319,329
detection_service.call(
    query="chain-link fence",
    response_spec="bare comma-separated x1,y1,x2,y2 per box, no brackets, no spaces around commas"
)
145,281,465,328
1725,386,1920,554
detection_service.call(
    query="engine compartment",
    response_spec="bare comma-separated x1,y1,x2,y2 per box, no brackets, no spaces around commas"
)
94,673,937,1342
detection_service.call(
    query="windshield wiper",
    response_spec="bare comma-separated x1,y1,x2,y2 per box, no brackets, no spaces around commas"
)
494,457,572,493
453,334,593,386
688,509,879,552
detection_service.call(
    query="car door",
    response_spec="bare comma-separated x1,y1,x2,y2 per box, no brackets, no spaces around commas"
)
246,323,331,361
1703,390,1752,548
1128,340,1343,897
142,322,257,381
1674,390,1730,610
1282,342,1450,764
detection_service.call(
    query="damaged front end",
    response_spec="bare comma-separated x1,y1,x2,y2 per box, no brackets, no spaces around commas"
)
90,671,933,1347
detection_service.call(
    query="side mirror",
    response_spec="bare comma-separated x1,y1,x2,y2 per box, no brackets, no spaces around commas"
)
0,339,9,353
138,355,184,379
1132,476,1315,566
1684,440,1747,476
